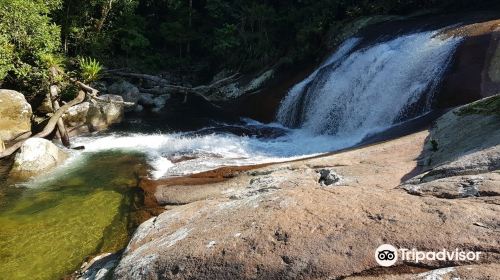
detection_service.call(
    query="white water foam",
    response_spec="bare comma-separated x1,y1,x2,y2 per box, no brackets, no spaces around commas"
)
28,30,462,181
69,127,361,178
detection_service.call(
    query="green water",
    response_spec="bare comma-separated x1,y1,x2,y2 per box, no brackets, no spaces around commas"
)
0,151,148,280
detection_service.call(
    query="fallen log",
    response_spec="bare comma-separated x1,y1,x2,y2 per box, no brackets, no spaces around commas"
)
71,78,134,106
92,95,135,107
112,71,240,95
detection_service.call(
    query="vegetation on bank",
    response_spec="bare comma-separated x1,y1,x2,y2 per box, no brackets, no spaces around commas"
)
456,94,500,116
0,0,499,100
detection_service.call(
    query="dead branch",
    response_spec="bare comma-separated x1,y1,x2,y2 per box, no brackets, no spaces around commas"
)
71,78,134,106
50,84,71,147
10,131,32,142
92,95,135,107
112,72,240,96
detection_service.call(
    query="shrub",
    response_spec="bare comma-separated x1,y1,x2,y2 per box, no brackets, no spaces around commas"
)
78,57,103,83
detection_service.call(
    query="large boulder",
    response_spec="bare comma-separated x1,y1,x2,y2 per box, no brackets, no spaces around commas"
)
108,80,141,106
10,138,67,179
418,94,500,170
401,94,500,199
62,95,124,135
63,102,91,128
0,89,32,142
87,95,124,130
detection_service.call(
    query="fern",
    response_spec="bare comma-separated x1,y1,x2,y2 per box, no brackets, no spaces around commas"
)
78,57,102,83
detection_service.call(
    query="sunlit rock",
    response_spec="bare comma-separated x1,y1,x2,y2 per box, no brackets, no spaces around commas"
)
0,89,32,142
10,138,67,179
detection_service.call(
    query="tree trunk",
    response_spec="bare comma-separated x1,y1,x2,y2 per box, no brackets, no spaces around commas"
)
50,85,71,147
96,0,114,33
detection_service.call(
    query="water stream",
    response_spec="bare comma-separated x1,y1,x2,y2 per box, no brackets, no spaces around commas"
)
0,30,461,280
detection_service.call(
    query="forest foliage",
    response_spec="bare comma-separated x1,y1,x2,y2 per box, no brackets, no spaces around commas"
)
0,0,498,98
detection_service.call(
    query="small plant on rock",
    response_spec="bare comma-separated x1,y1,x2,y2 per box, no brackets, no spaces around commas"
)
78,57,102,83
430,139,439,152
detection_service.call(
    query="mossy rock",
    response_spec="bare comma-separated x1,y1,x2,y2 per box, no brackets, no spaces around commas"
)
455,94,500,116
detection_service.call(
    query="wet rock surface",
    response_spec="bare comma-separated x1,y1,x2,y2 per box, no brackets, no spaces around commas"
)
114,128,500,279
75,253,120,280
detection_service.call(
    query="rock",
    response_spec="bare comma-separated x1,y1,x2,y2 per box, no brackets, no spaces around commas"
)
0,138,4,152
151,94,170,113
345,263,500,279
137,93,155,107
76,253,120,280
63,102,91,128
87,95,124,130
137,93,171,113
438,19,500,107
420,95,500,169
36,96,54,114
134,104,144,113
10,138,67,179
317,168,341,186
402,172,500,199
401,96,500,199
114,131,500,280
420,146,500,182
0,89,32,142
92,81,108,93
108,80,140,105
62,96,124,135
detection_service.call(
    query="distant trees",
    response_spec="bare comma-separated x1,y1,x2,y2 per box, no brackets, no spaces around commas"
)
1,0,498,98
0,0,62,94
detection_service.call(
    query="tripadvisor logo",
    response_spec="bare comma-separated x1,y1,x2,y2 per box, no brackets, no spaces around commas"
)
375,244,482,267
375,244,398,267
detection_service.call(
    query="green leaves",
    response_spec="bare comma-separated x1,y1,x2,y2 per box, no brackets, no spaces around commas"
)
0,0,62,96
77,57,103,83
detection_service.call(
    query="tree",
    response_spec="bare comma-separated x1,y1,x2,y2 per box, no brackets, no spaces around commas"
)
0,0,62,96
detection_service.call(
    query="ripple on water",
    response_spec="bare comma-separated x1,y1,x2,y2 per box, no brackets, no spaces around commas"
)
0,150,148,280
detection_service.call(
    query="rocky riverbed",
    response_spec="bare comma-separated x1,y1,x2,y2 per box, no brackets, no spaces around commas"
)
107,96,500,280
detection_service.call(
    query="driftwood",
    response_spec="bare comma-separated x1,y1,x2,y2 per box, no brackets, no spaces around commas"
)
71,78,134,106
49,67,71,147
0,90,86,158
50,85,71,147
10,131,32,142
92,95,135,107
112,71,240,96
0,78,138,159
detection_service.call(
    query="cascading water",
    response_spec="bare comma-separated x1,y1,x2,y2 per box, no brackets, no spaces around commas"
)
64,30,462,179
277,31,461,141
0,28,465,280
7,29,463,182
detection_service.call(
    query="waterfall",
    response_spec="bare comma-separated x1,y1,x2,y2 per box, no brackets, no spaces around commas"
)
276,31,461,139
58,31,464,179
